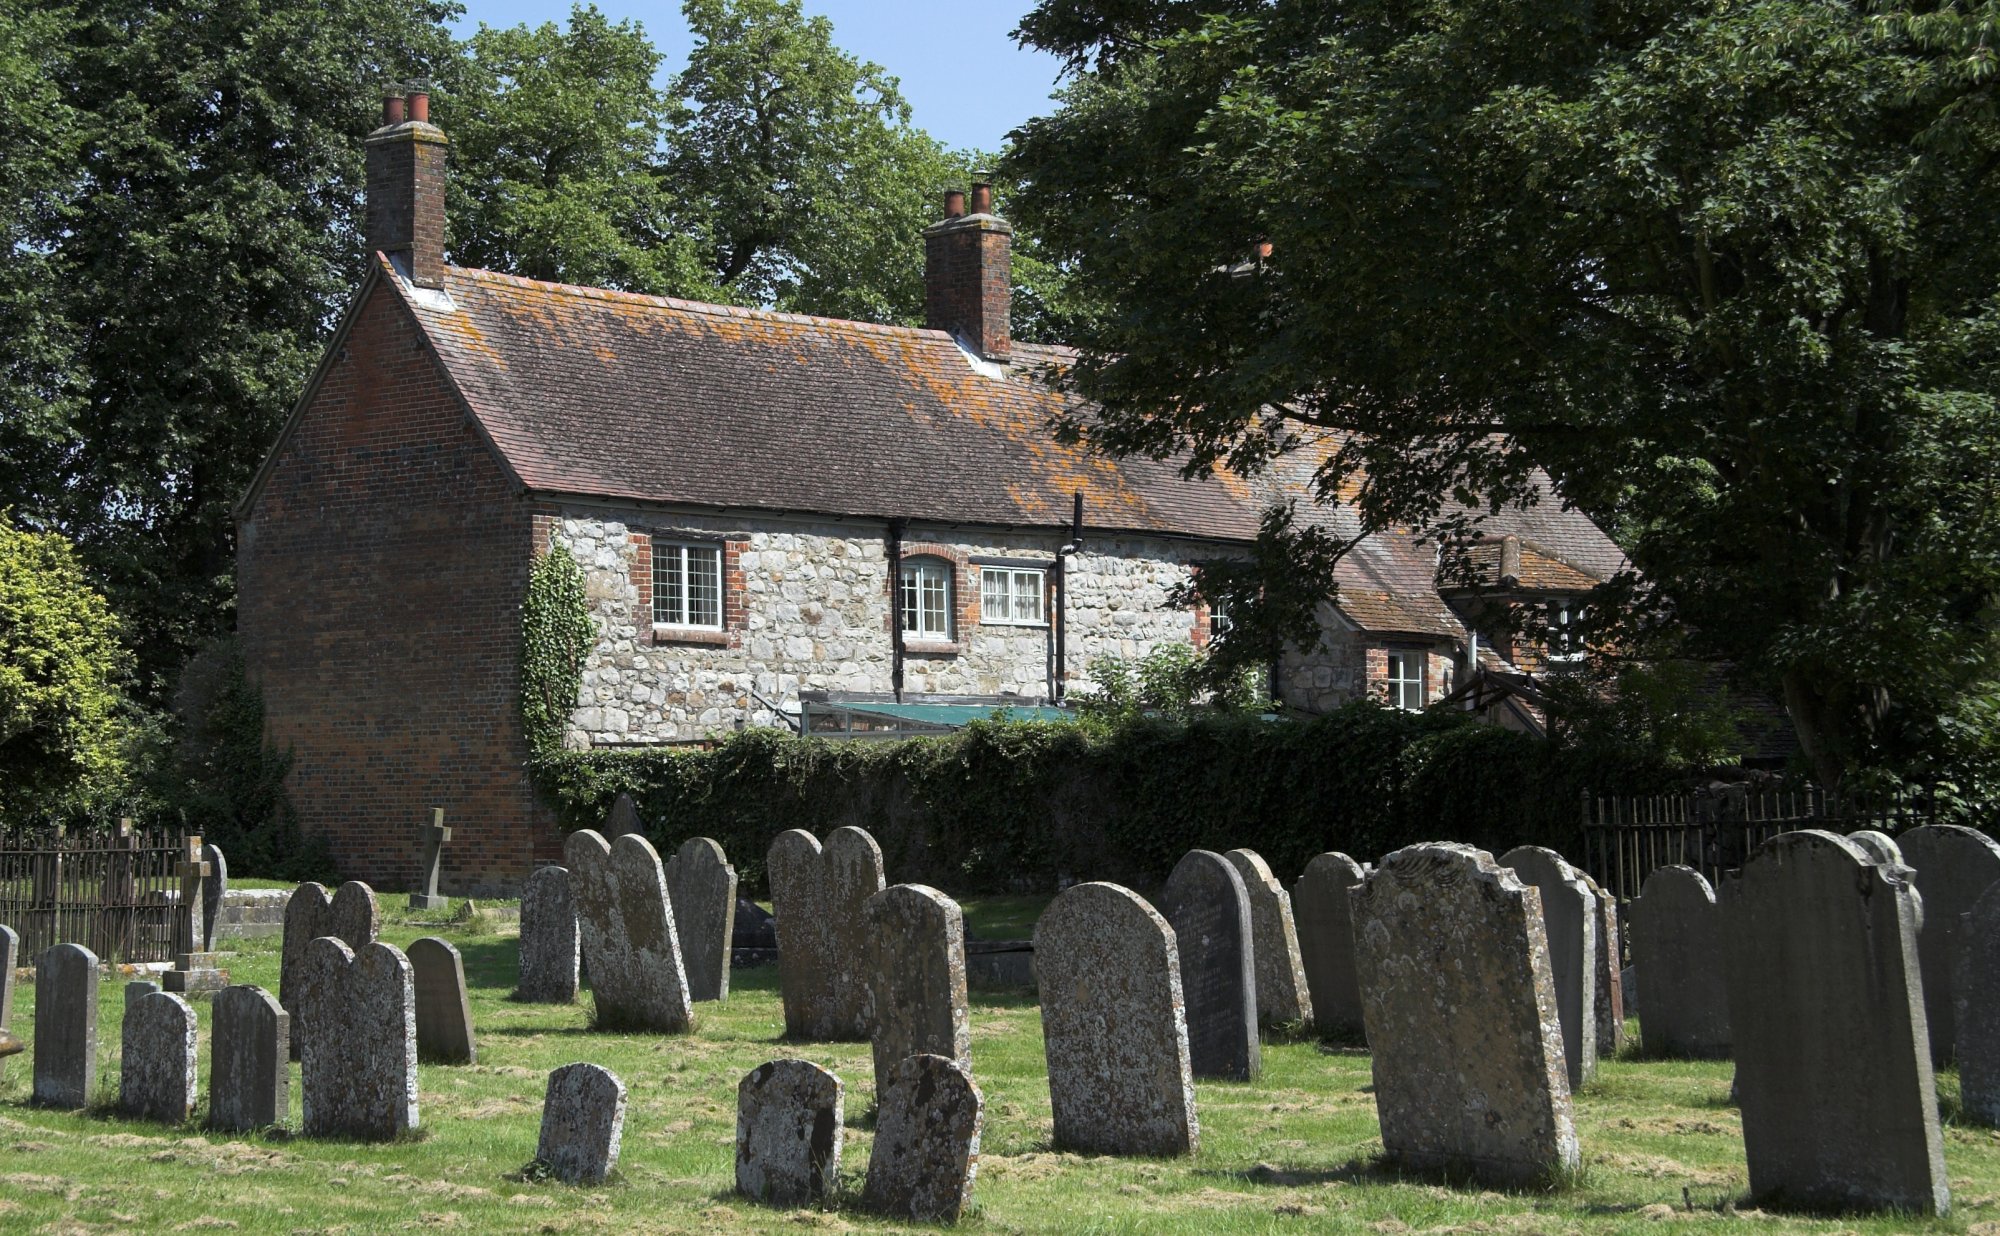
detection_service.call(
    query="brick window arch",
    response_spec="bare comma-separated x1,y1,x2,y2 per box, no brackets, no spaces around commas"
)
893,541,975,650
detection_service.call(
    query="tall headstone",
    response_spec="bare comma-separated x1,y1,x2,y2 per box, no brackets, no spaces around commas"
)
563,829,692,1033
1500,846,1597,1088
282,881,379,1057
119,990,198,1123
861,1054,982,1224
164,835,227,996
200,842,227,953
209,985,289,1132
1723,831,1946,1213
736,1059,843,1205
1633,865,1730,1058
865,884,970,1096
603,792,643,838
408,937,477,1064
517,865,580,1003
1223,848,1313,1029
1350,843,1579,1186
33,942,99,1109
1956,881,2000,1126
1159,849,1258,1081
297,937,419,1139
1034,882,1198,1156
1293,852,1367,1040
537,1063,627,1185
1581,874,1625,1059
410,809,452,911
665,837,737,1003
767,826,886,1041
0,924,17,1081
1898,823,2000,1065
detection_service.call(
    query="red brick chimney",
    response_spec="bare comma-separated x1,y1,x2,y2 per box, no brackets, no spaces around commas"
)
924,178,1011,362
365,87,448,289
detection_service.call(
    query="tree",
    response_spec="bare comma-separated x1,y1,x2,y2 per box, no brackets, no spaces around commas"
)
1005,0,2000,788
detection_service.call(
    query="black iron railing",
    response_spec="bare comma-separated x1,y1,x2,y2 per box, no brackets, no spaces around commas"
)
0,822,189,963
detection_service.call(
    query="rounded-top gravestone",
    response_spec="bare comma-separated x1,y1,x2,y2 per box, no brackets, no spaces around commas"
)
538,1062,627,1185
1223,848,1313,1029
665,837,737,1003
1293,852,1368,1040
517,865,579,1003
1955,880,2000,1126
1633,865,1729,1058
1898,823,2000,1065
736,1059,843,1205
563,829,692,1034
864,883,969,1096
1159,849,1259,1081
1500,846,1598,1088
33,942,99,1110
767,826,885,1041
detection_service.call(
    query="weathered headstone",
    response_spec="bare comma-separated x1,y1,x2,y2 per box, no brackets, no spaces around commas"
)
281,880,379,1056
1500,846,1598,1088
125,979,159,1007
209,985,289,1132
1350,843,1579,1186
408,937,476,1064
518,865,580,1003
603,792,643,838
1159,849,1258,1081
330,879,381,946
1034,882,1198,1156
0,924,16,1081
1223,848,1313,1030
736,1059,843,1205
1292,852,1367,1040
563,829,692,1033
767,826,886,1041
1848,829,1904,867
164,835,227,996
200,842,227,953
33,942,99,1109
537,1063,627,1184
119,990,197,1123
1581,874,1625,1059
1957,881,2000,1125
411,808,451,911
861,1053,982,1223
665,837,737,1003
1722,830,1946,1214
297,936,419,1139
865,884,970,1096
1899,823,2000,1065
1633,865,1730,1058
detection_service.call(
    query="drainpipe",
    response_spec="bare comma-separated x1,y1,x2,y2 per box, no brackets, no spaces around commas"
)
1054,493,1084,703
888,518,906,703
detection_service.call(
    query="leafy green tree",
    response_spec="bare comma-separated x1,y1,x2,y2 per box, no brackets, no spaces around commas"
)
1006,0,2000,788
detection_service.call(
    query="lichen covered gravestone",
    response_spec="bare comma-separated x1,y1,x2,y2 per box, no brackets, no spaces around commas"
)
1633,865,1730,1058
33,942,99,1109
1292,852,1367,1040
1582,873,1625,1059
861,1053,982,1224
1500,846,1598,1088
1033,882,1198,1156
119,990,198,1123
767,826,885,1041
209,985,289,1132
665,837,737,1003
563,829,692,1033
1159,849,1259,1081
297,937,418,1139
280,880,380,1051
1350,843,1579,1186
408,937,476,1064
1898,824,2000,1065
537,1062,626,1184
1223,848,1313,1029
736,1059,843,1205
517,865,579,1003
864,883,970,1096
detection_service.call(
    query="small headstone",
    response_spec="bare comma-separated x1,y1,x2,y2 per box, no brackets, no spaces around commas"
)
1500,846,1598,1088
1034,882,1198,1156
767,826,886,1041
408,937,476,1064
1223,848,1313,1029
1898,823,2000,1065
33,942,99,1109
736,1059,843,1205
518,865,580,1003
200,842,227,953
563,829,692,1033
1723,830,1946,1214
665,837,737,1002
1159,849,1258,1080
411,808,451,911
603,792,643,838
119,990,198,1123
537,1062,627,1184
1582,873,1625,1059
1848,829,1904,866
865,884,970,1096
1956,881,2000,1125
0,924,16,1081
297,937,419,1139
126,979,160,1007
1633,865,1730,1058
1350,843,1579,1186
861,1053,982,1223
1292,852,1367,1039
209,985,289,1132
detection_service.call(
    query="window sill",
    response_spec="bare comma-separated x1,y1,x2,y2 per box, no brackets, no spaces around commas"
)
652,626,730,647
903,639,963,657
980,621,1050,630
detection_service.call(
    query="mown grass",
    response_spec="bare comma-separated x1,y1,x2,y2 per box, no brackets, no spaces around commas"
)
1,904,1997,1234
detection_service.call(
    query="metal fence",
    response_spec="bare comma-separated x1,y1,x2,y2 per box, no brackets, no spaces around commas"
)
0,822,190,964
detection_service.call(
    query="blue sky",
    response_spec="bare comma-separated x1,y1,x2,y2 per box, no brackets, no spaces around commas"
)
449,0,1069,154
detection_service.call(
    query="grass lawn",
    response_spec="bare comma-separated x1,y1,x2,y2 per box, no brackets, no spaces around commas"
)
1,907,1996,1234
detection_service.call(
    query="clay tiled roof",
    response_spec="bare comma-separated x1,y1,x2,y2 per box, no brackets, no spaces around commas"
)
1445,540,1607,593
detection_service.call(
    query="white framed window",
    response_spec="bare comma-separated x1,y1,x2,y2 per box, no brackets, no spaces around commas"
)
1210,596,1234,637
899,558,953,640
653,542,723,629
980,566,1046,625
1385,650,1425,711
1546,599,1586,664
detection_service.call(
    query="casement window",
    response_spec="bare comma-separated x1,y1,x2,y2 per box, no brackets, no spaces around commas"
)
899,557,953,639
653,542,723,629
980,566,1046,625
1546,599,1586,664
1385,650,1425,711
1210,597,1234,638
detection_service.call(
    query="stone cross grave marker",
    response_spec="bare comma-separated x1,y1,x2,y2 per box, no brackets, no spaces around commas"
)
408,937,477,1064
1633,865,1730,1058
865,883,970,1097
1223,848,1313,1030
200,842,227,952
0,924,17,1082
1293,852,1368,1040
537,1063,627,1185
280,880,380,1057
563,829,692,1033
768,826,885,1041
1034,882,1198,1156
298,936,419,1139
1582,873,1625,1059
164,835,227,997
517,865,579,1003
665,837,737,1003
1160,849,1259,1081
1500,846,1598,1088
861,1053,982,1224
210,985,289,1132
33,942,99,1109
119,990,198,1123
1956,881,2000,1126
1899,823,2000,1066
411,808,451,911
1351,843,1580,1186
736,1059,843,1206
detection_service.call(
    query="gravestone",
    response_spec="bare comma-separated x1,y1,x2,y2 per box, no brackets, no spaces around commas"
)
861,1054,982,1224
1159,849,1258,1081
125,979,159,1007
767,826,885,1040
408,937,476,1064
1633,865,1730,1058
297,937,419,1139
33,942,99,1109
1034,882,1198,1156
1957,881,2000,1125
563,829,692,1033
164,835,227,996
1899,824,2000,1065
864,884,970,1096
1723,830,1946,1214
517,865,580,1003
119,990,198,1123
410,808,451,911
736,1059,843,1205
665,837,737,1002
603,792,643,838
1350,843,1579,1186
280,880,380,1046
0,925,15,1081
1582,874,1625,1059
537,1063,627,1185
1293,852,1367,1040
1223,848,1313,1029
1848,829,1904,867
1500,846,1598,1088
209,985,289,1132
200,842,227,952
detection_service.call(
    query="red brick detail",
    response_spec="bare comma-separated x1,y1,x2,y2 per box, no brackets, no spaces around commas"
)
629,533,653,645
923,217,1011,362
1188,563,1210,649
723,538,748,647
364,123,448,288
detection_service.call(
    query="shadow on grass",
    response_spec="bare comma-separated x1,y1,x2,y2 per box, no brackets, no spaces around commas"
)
1208,1152,1589,1195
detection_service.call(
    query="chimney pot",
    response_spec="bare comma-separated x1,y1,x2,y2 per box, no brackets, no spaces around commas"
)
382,93,406,126
407,91,430,124
942,190,965,219
970,182,994,216
924,182,1013,362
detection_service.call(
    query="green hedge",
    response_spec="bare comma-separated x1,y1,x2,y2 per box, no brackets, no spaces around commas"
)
530,702,1682,897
